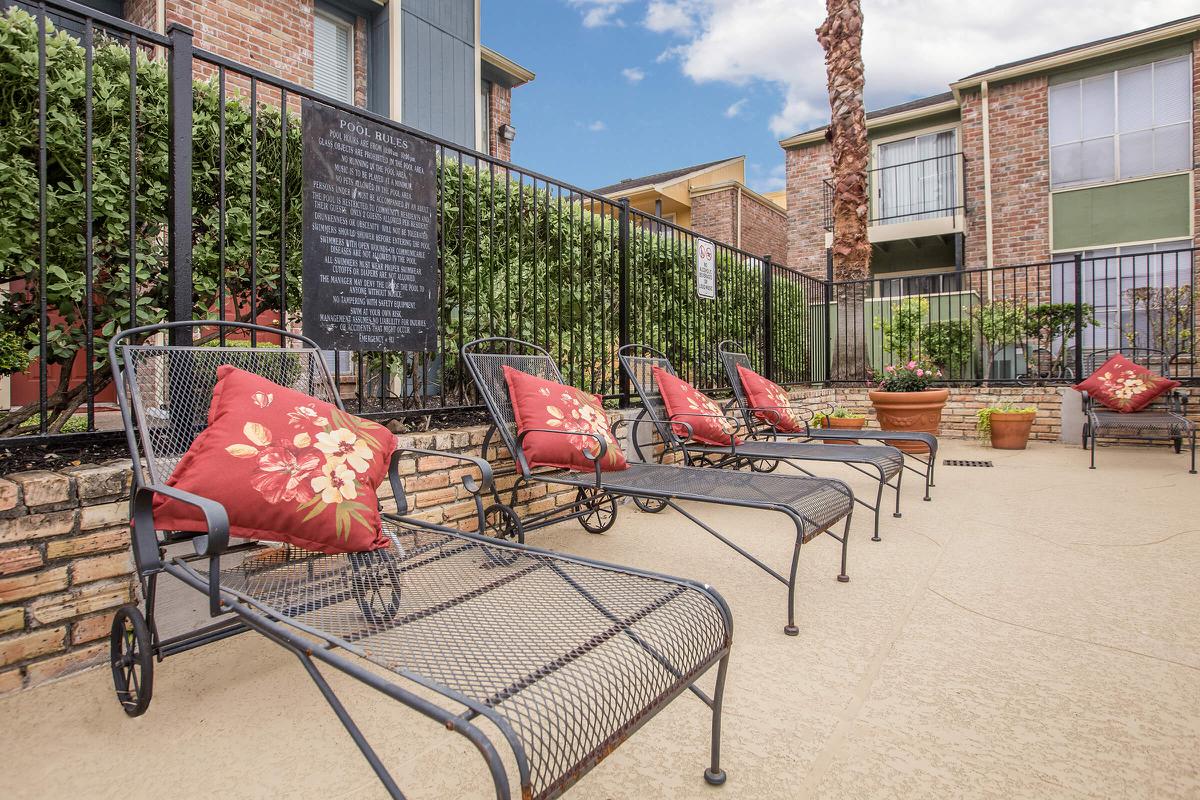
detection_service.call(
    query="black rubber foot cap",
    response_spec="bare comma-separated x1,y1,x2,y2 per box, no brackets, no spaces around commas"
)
704,769,727,786
837,574,850,583
893,512,902,518
872,535,882,542
923,497,931,502
784,625,799,636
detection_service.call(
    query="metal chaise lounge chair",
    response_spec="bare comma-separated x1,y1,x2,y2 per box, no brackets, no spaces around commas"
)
619,345,905,543
1079,347,1196,473
462,336,855,636
108,321,733,800
718,341,938,503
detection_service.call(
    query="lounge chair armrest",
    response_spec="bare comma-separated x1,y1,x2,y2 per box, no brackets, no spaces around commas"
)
389,448,495,516
666,411,746,455
743,404,812,434
133,484,230,557
517,427,607,487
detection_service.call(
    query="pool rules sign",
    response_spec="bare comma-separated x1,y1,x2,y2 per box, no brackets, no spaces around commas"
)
301,100,439,352
696,238,716,299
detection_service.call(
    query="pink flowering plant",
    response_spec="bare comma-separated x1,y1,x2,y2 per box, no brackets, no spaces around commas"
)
875,360,943,392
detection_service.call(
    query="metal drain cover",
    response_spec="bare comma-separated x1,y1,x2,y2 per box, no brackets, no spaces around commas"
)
943,459,993,467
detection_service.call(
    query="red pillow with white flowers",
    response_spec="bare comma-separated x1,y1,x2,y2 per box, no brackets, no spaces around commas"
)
503,366,628,472
652,366,742,446
153,366,395,554
735,364,807,433
1073,354,1180,413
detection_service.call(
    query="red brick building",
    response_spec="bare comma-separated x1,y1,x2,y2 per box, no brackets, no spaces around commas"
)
783,14,1199,286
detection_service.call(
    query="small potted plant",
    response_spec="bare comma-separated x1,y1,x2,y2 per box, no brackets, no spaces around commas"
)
812,408,865,444
977,404,1037,450
868,360,948,454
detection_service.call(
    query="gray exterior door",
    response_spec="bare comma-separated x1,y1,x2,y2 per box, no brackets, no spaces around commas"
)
401,0,475,148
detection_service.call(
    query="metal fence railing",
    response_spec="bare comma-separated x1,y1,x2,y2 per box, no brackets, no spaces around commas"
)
824,247,1198,385
822,151,966,230
0,0,817,447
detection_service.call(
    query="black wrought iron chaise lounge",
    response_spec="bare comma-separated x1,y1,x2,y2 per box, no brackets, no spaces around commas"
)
108,321,733,800
618,345,905,542
1079,347,1196,473
462,337,856,636
718,341,939,503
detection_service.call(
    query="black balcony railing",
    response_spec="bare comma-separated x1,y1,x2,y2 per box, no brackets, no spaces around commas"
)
822,151,966,232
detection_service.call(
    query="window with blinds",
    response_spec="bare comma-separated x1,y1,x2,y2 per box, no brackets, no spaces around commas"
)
1049,55,1192,188
314,11,354,103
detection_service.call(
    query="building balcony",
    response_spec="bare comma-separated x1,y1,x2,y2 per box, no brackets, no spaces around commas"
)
823,151,966,245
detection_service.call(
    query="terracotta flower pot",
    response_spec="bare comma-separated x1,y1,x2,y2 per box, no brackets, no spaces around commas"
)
822,416,864,444
868,388,949,454
988,412,1035,450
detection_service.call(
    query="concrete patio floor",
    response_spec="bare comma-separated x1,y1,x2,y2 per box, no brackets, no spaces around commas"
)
2,438,1198,799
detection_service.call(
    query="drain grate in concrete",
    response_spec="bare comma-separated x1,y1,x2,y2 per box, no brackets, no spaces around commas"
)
944,459,993,467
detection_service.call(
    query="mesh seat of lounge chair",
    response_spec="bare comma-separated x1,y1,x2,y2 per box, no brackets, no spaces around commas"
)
718,341,938,501
108,321,734,800
1079,348,1196,473
619,346,904,542
462,337,856,636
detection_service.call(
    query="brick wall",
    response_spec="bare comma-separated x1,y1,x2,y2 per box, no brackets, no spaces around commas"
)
690,188,736,245
739,191,788,266
486,82,513,162
960,78,1051,269
690,187,788,265
784,141,831,279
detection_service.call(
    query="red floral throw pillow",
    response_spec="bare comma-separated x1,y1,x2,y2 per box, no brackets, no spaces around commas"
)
652,367,742,446
735,364,807,433
153,366,395,554
503,367,628,472
1073,354,1180,413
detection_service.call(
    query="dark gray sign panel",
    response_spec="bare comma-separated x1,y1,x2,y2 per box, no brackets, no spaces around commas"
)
301,99,439,352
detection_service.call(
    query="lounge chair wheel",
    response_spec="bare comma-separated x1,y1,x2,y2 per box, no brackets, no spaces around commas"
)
750,459,778,473
481,503,524,567
576,488,618,534
632,496,669,514
110,604,153,717
349,551,404,625
704,768,727,786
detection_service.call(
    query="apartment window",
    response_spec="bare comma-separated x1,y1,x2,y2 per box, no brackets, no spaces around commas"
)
873,129,958,223
480,80,493,152
1051,240,1194,351
1049,55,1191,188
314,10,355,103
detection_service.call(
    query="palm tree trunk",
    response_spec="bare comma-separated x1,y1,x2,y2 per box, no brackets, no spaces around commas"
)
818,0,872,381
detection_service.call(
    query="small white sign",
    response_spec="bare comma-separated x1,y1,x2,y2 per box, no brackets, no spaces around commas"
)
696,238,716,299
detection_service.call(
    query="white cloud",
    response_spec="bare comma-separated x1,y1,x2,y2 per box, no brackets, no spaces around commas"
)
747,162,786,194
622,67,646,83
642,0,1200,138
724,98,749,118
568,0,631,28
586,120,607,131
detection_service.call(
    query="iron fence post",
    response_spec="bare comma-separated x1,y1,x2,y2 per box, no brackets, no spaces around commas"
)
1073,253,1084,380
618,198,631,407
167,24,194,345
824,250,833,384
762,255,774,380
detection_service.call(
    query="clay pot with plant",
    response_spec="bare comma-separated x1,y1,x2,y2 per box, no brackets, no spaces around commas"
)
813,408,865,444
868,361,947,454
977,404,1037,450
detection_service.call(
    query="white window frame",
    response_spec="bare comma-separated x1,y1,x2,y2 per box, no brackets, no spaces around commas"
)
313,8,356,104
1049,54,1193,189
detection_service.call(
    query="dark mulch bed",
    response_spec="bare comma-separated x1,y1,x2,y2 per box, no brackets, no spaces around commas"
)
0,441,130,475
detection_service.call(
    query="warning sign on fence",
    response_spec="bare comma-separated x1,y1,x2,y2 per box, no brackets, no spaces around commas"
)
696,238,716,300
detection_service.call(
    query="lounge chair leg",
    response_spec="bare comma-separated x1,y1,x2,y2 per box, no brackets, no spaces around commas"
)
785,525,802,636
871,477,883,542
1191,429,1196,474
837,512,851,584
704,655,730,787
1090,426,1097,470
892,468,903,519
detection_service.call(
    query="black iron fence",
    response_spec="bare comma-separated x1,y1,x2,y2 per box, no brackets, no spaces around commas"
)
0,0,819,446
825,247,1198,385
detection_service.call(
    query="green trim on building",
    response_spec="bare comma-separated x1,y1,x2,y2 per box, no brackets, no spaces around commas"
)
1051,173,1191,251
869,109,961,142
1048,38,1193,85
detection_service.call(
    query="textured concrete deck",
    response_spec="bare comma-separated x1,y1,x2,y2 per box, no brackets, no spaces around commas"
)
2,439,1198,799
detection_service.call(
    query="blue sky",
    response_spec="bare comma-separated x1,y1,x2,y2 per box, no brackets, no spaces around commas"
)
481,0,1199,195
